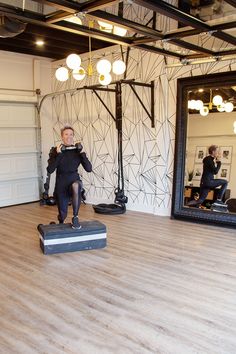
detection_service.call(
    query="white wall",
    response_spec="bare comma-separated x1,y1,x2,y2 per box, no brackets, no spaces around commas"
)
40,46,236,216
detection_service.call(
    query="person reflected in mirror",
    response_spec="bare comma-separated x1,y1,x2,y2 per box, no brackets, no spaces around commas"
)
187,145,228,208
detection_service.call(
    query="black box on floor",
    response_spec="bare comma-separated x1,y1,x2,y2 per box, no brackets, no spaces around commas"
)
38,221,107,255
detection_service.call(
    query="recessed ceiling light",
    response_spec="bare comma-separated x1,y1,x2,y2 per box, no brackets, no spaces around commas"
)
36,40,44,46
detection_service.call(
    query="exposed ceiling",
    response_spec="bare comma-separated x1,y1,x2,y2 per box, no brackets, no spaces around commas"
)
0,0,236,61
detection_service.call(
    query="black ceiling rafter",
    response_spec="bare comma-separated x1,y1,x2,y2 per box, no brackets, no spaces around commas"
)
0,4,132,46
165,20,236,40
22,1,216,57
31,0,119,13
134,0,236,47
86,10,214,56
0,3,184,59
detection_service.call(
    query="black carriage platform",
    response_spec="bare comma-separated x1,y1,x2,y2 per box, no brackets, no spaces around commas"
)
37,221,107,255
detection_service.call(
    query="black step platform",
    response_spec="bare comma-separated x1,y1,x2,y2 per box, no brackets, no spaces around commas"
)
38,221,107,255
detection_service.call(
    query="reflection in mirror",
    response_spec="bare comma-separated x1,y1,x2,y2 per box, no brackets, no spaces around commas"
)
184,86,236,214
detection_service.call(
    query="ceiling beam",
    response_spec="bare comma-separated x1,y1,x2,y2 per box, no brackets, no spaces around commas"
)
90,10,214,56
165,20,236,40
134,44,184,59
79,0,119,13
0,4,132,46
134,0,236,47
30,0,119,13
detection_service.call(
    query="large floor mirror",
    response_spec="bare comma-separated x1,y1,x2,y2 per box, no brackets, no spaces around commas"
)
172,71,236,227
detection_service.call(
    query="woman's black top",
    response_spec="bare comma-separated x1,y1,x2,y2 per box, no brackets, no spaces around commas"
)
201,155,221,184
47,147,92,176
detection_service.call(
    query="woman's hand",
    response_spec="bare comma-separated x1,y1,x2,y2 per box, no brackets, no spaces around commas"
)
56,144,62,154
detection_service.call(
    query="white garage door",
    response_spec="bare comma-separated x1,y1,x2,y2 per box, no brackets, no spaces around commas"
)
0,100,40,207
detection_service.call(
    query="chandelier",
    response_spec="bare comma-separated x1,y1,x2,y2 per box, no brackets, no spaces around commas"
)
55,19,127,86
188,90,234,116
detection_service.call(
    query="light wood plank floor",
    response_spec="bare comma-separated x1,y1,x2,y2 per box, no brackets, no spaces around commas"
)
0,203,236,354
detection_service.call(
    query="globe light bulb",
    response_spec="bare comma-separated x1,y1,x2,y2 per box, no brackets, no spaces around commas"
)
55,67,69,82
224,102,234,113
112,60,126,75
66,53,81,70
213,95,223,106
96,59,112,74
72,67,86,81
195,100,204,110
99,73,112,86
189,100,196,110
200,106,209,116
217,104,225,112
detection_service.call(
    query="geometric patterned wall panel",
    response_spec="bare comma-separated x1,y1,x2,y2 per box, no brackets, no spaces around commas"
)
49,41,236,215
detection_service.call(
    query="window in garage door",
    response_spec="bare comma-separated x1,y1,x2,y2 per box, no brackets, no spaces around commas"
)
0,101,40,207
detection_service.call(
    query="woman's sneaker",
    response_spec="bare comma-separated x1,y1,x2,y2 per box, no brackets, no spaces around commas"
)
72,216,82,229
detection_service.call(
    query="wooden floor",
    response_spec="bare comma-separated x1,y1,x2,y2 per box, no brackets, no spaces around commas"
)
0,203,236,354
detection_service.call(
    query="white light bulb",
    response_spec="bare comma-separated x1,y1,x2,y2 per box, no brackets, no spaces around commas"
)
224,102,234,113
72,67,86,81
189,100,196,110
112,60,126,75
113,26,127,36
195,100,204,110
55,67,69,82
66,54,81,70
99,73,112,86
217,103,225,112
213,95,223,106
200,106,209,116
96,59,112,74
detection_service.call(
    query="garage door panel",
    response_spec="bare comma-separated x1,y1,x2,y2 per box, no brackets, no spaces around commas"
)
0,183,12,201
0,179,39,207
0,154,38,181
0,128,37,153
0,103,36,127
0,101,40,207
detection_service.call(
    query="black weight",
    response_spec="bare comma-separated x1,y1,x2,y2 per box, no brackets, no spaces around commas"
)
61,143,83,152
75,142,83,152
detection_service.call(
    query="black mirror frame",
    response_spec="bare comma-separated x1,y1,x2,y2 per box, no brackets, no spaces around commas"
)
171,70,236,227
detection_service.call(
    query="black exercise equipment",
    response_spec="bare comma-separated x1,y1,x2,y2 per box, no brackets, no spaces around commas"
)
61,142,83,152
93,82,128,215
40,171,56,206
37,221,107,255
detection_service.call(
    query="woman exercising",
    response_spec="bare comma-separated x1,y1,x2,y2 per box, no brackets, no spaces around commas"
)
47,125,92,229
188,145,228,208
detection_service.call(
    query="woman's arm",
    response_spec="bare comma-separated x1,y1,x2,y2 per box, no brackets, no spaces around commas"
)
205,157,221,175
47,147,63,174
79,152,92,172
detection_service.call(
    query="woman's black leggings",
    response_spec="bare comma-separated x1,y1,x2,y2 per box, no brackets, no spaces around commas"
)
57,181,82,223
